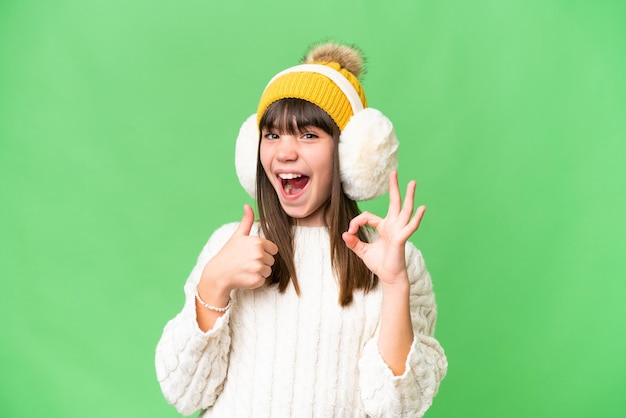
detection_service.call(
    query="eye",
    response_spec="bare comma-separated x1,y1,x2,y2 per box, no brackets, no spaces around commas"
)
302,132,319,140
263,132,279,140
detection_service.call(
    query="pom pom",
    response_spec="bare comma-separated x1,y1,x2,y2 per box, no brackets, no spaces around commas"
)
303,42,365,79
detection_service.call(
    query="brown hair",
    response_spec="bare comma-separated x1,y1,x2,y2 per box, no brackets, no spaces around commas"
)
256,98,377,306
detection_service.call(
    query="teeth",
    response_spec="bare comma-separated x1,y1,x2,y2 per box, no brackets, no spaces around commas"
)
278,173,302,180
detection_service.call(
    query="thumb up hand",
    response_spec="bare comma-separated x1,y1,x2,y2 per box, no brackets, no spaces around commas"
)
199,204,279,293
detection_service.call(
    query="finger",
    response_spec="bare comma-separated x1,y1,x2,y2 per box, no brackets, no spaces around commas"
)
260,265,272,279
399,180,417,223
234,204,255,236
262,239,279,255
406,205,426,235
342,231,366,255
387,171,401,215
347,212,381,234
261,252,276,267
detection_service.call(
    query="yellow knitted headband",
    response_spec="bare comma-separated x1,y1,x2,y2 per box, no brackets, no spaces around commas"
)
256,62,368,130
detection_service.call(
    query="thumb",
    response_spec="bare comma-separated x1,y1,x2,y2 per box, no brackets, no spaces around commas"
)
342,231,364,256
234,204,255,236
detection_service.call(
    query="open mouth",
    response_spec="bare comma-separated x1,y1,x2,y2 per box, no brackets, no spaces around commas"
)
278,173,310,195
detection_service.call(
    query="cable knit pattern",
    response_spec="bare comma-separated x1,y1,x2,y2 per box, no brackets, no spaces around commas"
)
155,223,447,417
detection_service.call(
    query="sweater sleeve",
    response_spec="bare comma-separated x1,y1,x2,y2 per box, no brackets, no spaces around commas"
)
155,223,239,416
358,243,448,417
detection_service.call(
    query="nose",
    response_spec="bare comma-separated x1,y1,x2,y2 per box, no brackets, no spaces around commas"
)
276,136,298,162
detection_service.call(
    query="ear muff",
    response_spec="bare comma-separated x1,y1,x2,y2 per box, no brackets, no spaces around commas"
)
338,107,398,201
234,108,399,201
234,113,260,198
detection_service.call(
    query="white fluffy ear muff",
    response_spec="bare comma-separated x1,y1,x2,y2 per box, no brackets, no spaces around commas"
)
339,108,399,201
234,108,399,201
234,113,259,198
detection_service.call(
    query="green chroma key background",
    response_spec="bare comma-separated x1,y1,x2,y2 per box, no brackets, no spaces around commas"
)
1,0,625,416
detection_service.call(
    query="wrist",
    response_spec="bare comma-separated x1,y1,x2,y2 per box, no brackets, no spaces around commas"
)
379,272,410,291
380,276,410,303
195,286,231,312
381,283,409,300
197,274,232,307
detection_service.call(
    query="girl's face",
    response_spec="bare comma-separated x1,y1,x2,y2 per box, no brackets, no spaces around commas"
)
260,125,334,226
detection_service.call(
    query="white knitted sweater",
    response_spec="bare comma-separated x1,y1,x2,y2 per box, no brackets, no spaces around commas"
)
155,223,447,417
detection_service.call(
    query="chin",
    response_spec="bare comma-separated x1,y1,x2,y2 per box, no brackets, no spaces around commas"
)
282,208,308,220
284,208,326,226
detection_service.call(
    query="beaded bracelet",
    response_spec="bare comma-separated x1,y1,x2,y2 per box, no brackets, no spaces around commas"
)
194,287,231,313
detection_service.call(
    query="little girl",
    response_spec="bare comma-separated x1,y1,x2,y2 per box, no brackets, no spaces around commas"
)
156,42,447,417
